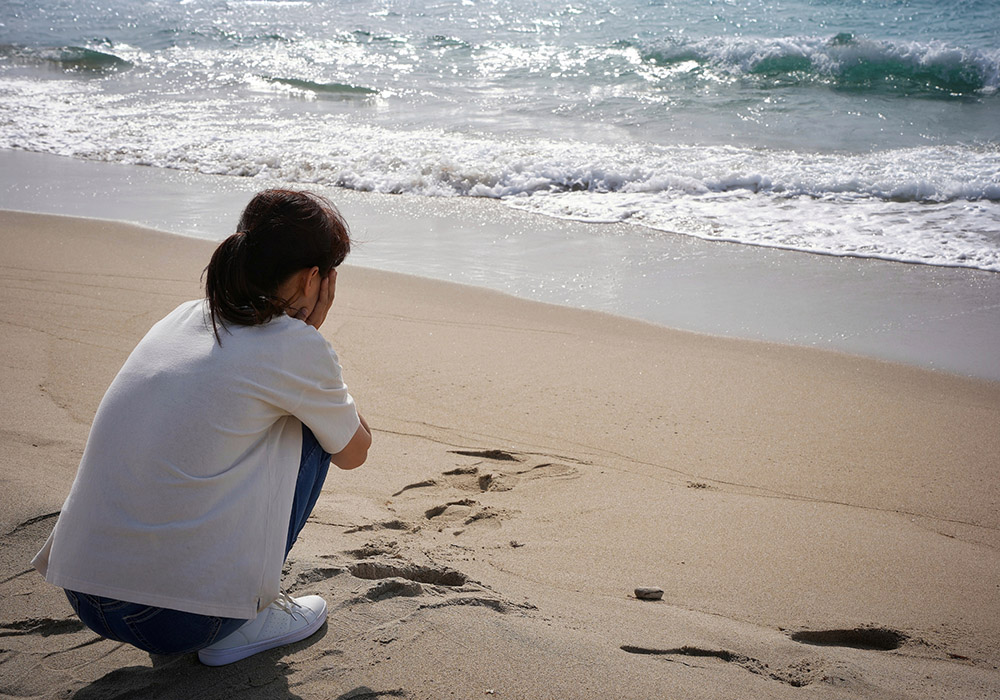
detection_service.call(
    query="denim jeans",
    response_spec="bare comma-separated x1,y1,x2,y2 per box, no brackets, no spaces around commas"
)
65,424,332,655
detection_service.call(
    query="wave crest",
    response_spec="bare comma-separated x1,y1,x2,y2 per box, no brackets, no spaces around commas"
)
262,76,378,97
641,34,1000,96
0,45,133,72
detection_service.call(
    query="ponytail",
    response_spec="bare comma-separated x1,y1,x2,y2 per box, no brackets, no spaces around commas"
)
203,190,351,343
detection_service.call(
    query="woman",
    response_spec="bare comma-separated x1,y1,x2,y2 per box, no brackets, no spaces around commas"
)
32,189,372,666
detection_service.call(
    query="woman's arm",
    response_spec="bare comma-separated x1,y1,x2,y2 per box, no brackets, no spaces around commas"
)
292,268,370,469
330,413,371,470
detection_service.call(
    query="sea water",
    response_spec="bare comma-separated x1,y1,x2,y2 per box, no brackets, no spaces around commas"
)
1,0,998,271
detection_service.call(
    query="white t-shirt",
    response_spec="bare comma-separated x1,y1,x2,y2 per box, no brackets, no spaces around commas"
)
32,299,361,619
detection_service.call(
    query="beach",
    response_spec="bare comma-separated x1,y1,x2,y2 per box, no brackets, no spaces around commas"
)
2,208,999,699
3,0,1000,695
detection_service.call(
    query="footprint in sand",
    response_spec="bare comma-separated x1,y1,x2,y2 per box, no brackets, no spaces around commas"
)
391,466,515,497
347,560,473,603
424,498,477,520
441,466,516,493
347,561,468,587
288,566,347,589
365,579,424,601
423,499,511,530
391,446,581,499
343,539,403,559
344,519,413,534
449,448,581,483
789,627,908,651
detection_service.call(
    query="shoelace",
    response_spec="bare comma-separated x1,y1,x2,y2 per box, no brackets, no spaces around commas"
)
272,592,306,620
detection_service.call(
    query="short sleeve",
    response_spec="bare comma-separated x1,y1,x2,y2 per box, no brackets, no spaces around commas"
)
276,325,362,455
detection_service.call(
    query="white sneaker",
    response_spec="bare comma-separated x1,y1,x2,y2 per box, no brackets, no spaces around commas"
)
198,593,327,666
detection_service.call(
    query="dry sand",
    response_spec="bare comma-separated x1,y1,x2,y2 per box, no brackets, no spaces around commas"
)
2,210,999,699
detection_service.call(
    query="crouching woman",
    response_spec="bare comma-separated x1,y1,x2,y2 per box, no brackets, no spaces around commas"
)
32,189,371,666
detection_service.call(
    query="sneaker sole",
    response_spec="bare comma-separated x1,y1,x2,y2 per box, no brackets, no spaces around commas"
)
197,601,327,666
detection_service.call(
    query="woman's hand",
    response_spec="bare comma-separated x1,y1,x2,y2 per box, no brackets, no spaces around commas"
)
294,268,337,331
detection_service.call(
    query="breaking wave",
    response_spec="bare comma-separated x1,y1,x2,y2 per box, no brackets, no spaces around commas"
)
637,34,1000,96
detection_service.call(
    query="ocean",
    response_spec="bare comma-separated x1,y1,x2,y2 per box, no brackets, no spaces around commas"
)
1,0,999,272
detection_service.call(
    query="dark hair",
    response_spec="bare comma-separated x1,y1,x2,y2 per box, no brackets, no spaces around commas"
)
204,189,350,341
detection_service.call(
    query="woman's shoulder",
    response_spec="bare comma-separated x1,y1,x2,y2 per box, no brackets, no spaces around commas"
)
230,311,336,356
235,317,344,388
151,299,209,330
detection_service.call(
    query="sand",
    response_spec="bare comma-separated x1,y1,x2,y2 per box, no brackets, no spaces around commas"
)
2,209,999,699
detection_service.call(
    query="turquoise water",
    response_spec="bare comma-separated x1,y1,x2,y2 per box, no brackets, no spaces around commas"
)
1,0,999,269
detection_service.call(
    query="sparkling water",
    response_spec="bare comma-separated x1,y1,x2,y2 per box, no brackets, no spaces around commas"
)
1,0,998,269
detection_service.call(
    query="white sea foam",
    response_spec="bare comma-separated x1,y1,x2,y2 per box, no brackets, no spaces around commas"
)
1,71,997,271
508,191,1000,272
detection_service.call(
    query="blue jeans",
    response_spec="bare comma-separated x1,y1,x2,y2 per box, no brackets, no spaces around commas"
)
65,424,332,655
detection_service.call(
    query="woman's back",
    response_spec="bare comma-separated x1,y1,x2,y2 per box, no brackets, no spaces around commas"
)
35,298,361,619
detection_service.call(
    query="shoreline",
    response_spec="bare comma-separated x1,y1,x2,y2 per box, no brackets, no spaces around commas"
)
2,149,999,381
2,210,999,698
7,206,999,389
